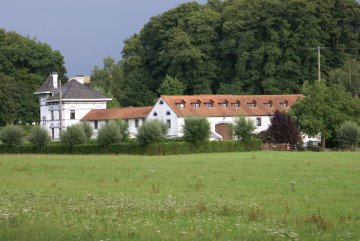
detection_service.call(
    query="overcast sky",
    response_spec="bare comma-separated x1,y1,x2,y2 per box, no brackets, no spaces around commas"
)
0,0,207,76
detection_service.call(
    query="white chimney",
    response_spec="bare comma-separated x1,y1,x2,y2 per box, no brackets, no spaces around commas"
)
75,75,84,84
52,72,58,88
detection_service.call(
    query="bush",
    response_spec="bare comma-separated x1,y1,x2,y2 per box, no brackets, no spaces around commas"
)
81,122,93,141
137,120,167,146
336,121,360,150
60,124,87,149
97,120,128,146
233,117,255,141
0,125,24,145
28,126,50,148
182,117,211,145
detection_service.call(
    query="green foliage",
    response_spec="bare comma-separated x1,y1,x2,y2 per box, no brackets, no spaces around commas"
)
158,75,185,95
28,126,50,148
0,28,67,126
336,121,360,150
93,86,121,108
182,117,211,145
60,124,87,149
0,125,23,145
96,120,129,146
291,80,360,148
81,122,93,141
106,0,360,104
233,117,256,141
137,120,167,146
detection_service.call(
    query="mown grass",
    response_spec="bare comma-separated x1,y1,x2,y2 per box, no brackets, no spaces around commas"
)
0,152,359,241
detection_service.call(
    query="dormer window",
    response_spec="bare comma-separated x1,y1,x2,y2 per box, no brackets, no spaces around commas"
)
175,99,185,108
232,100,241,108
279,100,288,107
247,100,256,107
204,100,214,108
207,103,213,107
263,100,272,107
190,99,201,108
194,103,200,108
218,100,229,108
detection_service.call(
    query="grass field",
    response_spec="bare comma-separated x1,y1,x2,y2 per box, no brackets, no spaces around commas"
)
0,152,359,241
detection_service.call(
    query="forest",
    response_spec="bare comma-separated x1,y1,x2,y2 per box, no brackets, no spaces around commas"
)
0,0,359,125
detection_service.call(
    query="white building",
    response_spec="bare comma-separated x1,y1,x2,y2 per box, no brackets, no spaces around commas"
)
82,94,303,141
34,72,111,139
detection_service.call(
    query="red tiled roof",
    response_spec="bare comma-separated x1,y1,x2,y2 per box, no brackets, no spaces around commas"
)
161,94,303,117
81,106,153,121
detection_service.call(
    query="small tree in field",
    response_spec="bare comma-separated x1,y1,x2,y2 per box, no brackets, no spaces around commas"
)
81,122,93,141
182,117,210,145
28,126,50,148
60,124,87,149
336,121,360,150
137,120,167,146
0,125,23,145
267,110,301,145
233,117,255,141
97,121,123,146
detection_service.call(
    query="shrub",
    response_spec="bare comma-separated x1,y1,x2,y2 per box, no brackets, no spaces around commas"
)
137,120,167,146
60,124,87,149
233,117,255,141
182,117,211,145
81,122,93,141
28,126,50,148
336,121,360,150
97,120,127,146
114,119,130,142
267,110,302,145
0,125,23,145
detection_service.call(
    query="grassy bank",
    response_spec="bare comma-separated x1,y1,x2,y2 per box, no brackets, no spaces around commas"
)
0,152,359,240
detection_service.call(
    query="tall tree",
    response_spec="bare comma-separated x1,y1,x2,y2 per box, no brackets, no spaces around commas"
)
267,110,301,145
0,28,67,125
291,80,360,149
158,75,185,95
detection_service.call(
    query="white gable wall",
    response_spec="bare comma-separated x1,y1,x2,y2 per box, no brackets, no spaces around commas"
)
147,98,179,137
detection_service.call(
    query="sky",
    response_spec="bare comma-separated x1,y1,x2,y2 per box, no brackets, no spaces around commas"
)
0,0,207,77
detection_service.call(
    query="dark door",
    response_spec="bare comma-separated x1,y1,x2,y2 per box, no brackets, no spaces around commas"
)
215,123,233,140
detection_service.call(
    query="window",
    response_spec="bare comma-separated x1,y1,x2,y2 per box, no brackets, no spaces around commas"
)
159,100,164,105
247,102,256,107
70,110,75,119
42,116,46,125
94,121,98,130
51,128,55,139
280,101,288,107
166,111,171,115
256,117,261,126
166,119,171,129
177,103,185,108
221,103,228,108
135,119,139,128
207,103,213,107
153,112,158,117
51,111,54,120
194,103,200,108
233,103,240,108
263,101,272,107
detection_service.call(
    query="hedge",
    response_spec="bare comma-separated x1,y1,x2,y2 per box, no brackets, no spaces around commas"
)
0,138,261,155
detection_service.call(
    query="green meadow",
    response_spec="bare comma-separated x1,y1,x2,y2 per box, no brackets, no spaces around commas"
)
0,152,359,241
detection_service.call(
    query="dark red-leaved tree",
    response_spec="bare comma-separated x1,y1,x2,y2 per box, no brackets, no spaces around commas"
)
268,110,301,145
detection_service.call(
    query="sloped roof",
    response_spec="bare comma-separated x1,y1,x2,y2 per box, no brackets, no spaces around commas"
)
81,106,153,121
47,80,110,101
34,75,55,94
161,94,303,117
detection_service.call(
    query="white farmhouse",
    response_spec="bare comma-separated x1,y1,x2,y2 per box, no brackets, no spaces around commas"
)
146,95,303,140
34,72,111,139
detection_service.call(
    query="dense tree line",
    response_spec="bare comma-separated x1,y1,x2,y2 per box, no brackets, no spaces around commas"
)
91,0,360,106
0,29,67,126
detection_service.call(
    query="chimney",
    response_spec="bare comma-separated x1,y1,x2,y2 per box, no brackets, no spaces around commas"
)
75,75,84,84
51,72,58,88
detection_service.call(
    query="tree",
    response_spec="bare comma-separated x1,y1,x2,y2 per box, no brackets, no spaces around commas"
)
182,117,210,145
267,110,301,145
60,124,87,149
137,120,167,146
0,28,67,126
0,125,23,145
158,75,185,95
81,122,93,141
336,121,360,151
97,120,128,146
291,80,360,149
233,117,255,141
28,126,50,148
